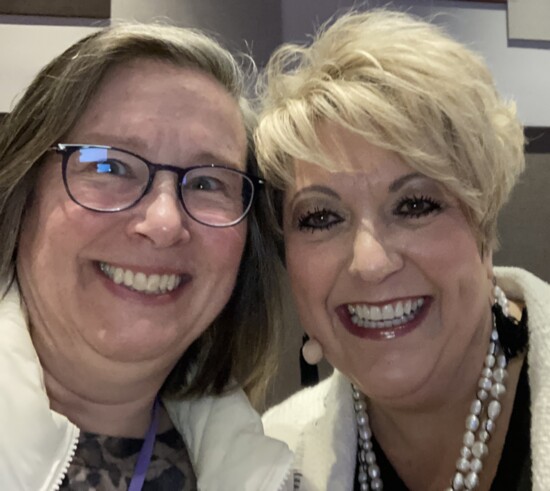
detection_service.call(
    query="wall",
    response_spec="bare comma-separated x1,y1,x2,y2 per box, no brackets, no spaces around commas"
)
0,0,281,113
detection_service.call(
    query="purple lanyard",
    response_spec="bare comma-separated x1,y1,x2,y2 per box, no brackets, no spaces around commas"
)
128,398,160,491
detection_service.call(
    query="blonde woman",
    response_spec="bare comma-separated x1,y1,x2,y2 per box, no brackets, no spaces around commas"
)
256,9,550,491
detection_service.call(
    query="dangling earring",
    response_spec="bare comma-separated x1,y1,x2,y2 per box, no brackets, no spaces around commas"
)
299,334,323,387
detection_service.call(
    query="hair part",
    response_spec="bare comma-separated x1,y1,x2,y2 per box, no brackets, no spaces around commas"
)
255,9,525,251
0,22,281,405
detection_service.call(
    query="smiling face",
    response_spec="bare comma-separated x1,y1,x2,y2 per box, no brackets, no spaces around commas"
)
284,124,494,407
16,60,248,369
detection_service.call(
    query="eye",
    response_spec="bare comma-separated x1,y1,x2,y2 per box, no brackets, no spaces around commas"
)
185,175,224,192
393,195,442,218
93,159,130,176
297,207,344,232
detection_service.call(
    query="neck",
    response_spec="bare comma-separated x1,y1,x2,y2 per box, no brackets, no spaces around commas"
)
34,334,176,437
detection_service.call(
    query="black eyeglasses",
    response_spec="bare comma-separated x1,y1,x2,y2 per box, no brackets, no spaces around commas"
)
52,144,264,228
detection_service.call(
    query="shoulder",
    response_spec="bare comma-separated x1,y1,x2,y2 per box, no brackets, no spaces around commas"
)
495,267,550,324
262,371,348,450
264,377,332,425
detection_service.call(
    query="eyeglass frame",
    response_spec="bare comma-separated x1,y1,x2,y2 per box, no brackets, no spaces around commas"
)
51,143,265,228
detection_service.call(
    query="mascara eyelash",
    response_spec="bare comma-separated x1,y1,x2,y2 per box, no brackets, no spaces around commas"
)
394,194,443,218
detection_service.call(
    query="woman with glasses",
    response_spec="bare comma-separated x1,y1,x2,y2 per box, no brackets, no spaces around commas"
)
0,24,292,490
256,9,550,491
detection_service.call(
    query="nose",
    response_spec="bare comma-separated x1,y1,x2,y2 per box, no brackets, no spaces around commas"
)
130,175,191,248
349,224,403,283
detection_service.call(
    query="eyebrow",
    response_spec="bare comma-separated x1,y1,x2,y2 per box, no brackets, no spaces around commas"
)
289,172,426,206
388,172,424,193
288,185,341,207
66,132,244,168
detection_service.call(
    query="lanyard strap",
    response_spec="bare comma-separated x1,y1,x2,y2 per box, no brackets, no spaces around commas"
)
128,398,160,491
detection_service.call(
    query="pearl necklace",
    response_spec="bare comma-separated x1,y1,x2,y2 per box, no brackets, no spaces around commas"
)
353,287,510,491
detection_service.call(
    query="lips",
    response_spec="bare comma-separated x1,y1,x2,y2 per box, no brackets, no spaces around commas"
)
337,296,430,340
98,262,186,295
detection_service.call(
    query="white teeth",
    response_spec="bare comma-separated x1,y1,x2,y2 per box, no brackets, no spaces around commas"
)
394,301,404,318
146,274,160,293
382,304,394,320
370,306,382,321
347,297,426,329
99,263,183,295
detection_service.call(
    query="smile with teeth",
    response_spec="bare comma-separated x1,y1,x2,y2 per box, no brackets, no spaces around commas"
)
347,298,425,328
99,262,183,295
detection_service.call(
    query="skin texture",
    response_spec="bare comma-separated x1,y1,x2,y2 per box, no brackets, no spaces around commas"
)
16,59,248,436
283,124,525,489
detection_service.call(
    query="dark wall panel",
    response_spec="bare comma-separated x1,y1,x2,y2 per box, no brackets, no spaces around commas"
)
0,0,110,18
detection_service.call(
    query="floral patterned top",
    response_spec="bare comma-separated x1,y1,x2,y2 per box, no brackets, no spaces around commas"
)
59,426,197,490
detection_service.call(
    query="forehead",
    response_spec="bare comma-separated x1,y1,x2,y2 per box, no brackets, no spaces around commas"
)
66,59,247,165
290,123,414,189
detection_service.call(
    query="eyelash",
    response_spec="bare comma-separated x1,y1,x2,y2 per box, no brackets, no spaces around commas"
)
393,194,443,218
297,207,344,232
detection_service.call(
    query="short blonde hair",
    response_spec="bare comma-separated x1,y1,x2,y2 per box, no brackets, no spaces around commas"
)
0,23,282,405
255,9,525,250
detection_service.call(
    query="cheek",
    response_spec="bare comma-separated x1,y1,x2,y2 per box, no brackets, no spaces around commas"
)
285,237,339,311
201,223,247,273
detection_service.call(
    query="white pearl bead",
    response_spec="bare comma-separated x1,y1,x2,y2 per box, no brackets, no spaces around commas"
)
493,368,507,382
356,410,368,425
488,400,502,420
457,457,470,472
463,431,475,447
484,419,496,434
481,367,492,378
472,442,488,459
460,446,472,459
452,472,465,489
366,451,376,465
368,464,381,479
479,430,490,443
470,458,483,473
497,355,507,368
490,383,506,399
485,354,495,367
466,415,479,432
355,400,367,411
464,471,479,489
470,399,482,415
371,477,383,490
477,389,488,401
478,377,492,391
359,428,372,440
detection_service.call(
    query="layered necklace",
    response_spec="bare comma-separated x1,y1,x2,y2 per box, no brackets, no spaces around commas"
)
353,286,510,491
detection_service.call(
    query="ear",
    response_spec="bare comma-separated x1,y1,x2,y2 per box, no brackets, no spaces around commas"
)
482,247,494,283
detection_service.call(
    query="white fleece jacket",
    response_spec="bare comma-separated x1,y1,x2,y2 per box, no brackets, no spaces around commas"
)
0,279,293,491
263,267,550,491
